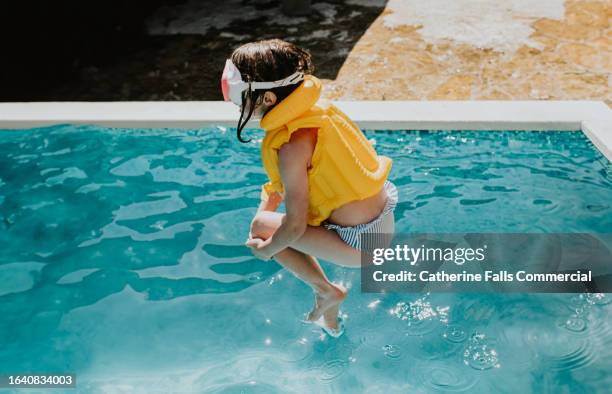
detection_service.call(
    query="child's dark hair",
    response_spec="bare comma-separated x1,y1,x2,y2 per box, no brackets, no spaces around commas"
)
230,39,314,142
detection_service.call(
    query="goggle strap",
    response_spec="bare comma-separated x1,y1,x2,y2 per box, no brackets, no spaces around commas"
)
248,71,304,90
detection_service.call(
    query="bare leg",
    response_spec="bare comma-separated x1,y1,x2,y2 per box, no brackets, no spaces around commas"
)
251,212,362,267
250,212,355,328
273,248,347,324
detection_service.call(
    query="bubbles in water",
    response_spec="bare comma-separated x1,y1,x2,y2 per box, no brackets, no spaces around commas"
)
561,316,587,333
463,332,500,370
267,273,283,286
390,295,450,336
382,344,402,359
569,293,590,315
247,273,262,283
569,292,610,311
443,325,468,343
391,296,434,322
368,299,381,309
437,306,450,324
561,292,610,333
587,293,610,306
150,220,167,230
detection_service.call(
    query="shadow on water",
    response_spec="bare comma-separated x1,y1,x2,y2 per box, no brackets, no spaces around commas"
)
0,0,388,101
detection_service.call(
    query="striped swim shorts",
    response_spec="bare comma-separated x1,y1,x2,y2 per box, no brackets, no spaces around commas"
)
322,181,398,251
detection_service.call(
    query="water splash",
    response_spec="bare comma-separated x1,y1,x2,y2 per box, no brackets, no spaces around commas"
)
463,332,500,370
390,294,450,335
561,293,610,332
586,293,610,306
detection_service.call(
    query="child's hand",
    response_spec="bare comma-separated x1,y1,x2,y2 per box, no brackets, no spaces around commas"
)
245,238,273,261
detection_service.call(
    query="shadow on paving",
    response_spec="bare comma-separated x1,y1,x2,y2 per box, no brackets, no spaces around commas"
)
0,0,387,101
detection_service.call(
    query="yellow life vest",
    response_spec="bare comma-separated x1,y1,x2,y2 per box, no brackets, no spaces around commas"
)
260,75,392,226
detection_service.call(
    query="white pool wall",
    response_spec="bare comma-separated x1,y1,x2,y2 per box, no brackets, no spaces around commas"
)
0,100,610,161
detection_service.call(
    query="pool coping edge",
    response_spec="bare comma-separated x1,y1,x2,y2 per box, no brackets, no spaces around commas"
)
0,100,610,161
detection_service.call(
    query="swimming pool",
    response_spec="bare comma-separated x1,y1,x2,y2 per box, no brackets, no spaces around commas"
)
0,124,611,392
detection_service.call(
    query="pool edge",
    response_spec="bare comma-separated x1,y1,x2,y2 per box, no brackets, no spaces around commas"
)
0,100,610,161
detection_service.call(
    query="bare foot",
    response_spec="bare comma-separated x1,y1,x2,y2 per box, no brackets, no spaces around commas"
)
323,301,342,331
306,283,347,325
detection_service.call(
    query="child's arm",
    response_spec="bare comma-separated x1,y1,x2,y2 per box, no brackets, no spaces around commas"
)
249,190,283,239
248,130,311,259
256,190,282,213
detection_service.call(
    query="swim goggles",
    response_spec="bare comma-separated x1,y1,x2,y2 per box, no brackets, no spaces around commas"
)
221,59,304,106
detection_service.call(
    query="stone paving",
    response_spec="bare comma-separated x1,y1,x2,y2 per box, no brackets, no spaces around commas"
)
11,0,607,104
322,0,610,106
146,0,610,105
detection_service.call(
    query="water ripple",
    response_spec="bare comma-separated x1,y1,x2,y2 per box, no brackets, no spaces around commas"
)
1,126,612,390
382,344,403,360
415,361,478,392
541,339,596,371
317,359,347,382
443,324,468,343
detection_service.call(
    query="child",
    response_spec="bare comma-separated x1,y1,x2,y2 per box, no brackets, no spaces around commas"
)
221,39,397,336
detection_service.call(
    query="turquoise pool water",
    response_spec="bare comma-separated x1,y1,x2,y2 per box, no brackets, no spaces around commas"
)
0,125,611,393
